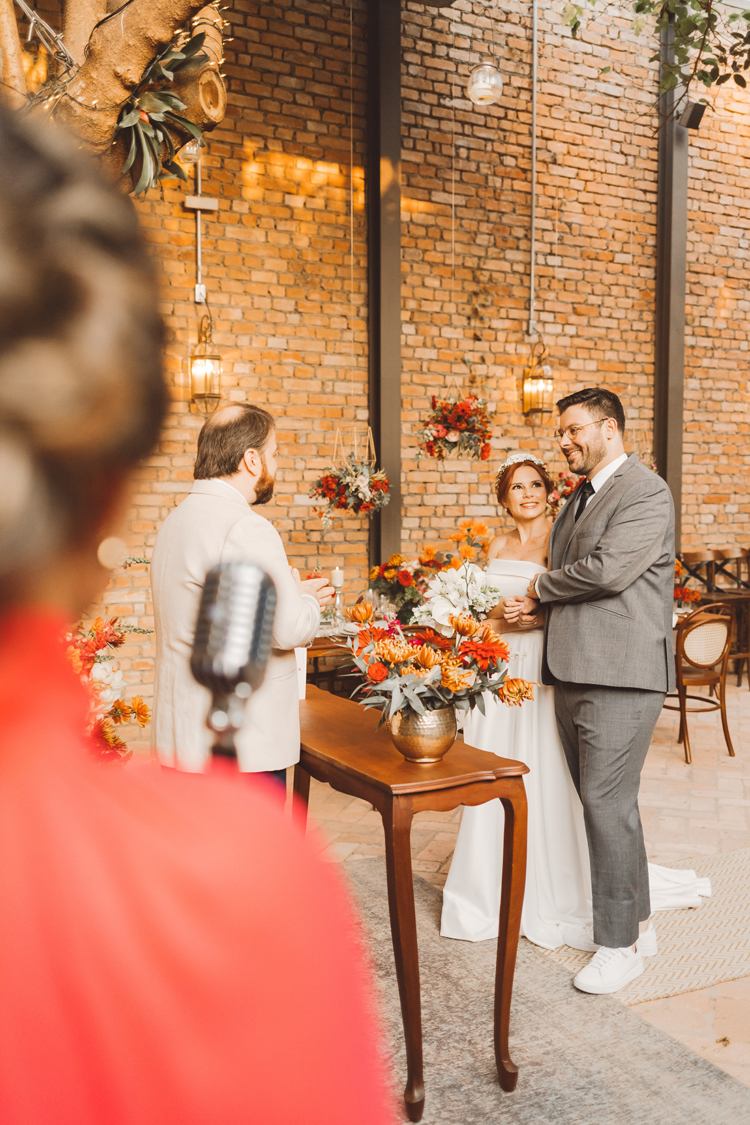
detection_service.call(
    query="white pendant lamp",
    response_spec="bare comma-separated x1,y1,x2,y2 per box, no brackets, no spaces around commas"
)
466,60,503,106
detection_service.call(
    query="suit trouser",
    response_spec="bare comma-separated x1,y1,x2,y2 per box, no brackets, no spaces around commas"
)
554,682,665,949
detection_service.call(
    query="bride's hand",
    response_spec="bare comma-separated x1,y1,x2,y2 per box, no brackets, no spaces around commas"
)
503,596,523,623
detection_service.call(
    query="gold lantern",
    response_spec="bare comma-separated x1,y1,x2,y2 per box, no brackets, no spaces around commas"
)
522,342,554,415
190,314,222,414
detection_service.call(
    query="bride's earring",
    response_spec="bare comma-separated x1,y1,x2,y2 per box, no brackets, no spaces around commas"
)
97,536,128,569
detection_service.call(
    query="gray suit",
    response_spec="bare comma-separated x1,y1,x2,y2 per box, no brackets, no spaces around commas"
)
535,454,675,948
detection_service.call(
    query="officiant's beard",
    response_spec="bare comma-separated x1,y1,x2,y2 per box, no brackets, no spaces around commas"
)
253,455,275,505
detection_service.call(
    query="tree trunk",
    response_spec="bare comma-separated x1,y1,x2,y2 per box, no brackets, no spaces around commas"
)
55,0,210,161
0,0,27,107
62,0,110,66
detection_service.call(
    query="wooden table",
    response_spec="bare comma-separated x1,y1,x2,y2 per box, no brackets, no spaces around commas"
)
295,686,529,1123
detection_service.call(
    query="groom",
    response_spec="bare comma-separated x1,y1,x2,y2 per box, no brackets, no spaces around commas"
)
520,388,675,995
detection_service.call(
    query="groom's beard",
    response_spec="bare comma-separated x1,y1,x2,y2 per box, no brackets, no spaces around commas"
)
565,433,607,477
252,454,276,506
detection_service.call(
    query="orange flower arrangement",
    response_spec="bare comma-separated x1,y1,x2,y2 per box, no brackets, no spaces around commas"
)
66,615,151,762
342,616,533,729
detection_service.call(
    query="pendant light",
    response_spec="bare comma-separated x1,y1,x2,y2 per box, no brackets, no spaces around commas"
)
466,60,503,105
190,313,222,414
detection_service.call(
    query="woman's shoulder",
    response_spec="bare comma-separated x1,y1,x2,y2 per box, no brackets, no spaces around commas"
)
487,532,514,558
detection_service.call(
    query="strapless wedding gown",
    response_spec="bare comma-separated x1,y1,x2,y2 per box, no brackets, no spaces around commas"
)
440,559,711,950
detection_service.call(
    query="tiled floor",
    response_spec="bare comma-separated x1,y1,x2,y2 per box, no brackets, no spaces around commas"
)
304,681,750,1087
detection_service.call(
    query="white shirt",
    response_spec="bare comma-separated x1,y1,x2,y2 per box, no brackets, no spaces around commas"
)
586,452,628,507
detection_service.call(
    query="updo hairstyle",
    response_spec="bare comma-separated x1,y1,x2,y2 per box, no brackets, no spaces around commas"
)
0,106,166,590
495,459,553,512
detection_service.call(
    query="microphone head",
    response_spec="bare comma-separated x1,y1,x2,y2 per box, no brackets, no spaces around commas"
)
190,562,277,698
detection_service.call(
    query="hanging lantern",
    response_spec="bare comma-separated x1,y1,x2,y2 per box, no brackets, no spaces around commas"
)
190,315,222,414
522,343,555,415
466,61,503,106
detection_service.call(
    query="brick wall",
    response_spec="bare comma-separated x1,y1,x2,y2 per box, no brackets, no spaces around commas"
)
683,83,750,548
44,0,748,716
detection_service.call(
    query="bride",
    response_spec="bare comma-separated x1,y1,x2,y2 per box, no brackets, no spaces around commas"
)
440,452,710,953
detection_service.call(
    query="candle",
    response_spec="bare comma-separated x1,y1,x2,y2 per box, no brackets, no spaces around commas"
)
331,567,344,589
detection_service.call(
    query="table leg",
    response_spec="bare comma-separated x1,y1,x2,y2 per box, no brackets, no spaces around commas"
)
494,782,528,1092
382,796,424,1122
292,761,311,831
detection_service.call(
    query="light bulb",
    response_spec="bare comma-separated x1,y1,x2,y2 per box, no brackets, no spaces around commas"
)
466,62,503,106
178,139,203,164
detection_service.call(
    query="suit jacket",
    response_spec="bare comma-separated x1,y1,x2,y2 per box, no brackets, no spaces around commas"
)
151,479,320,772
535,454,676,692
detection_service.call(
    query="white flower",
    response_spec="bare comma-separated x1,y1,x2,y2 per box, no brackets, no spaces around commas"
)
90,661,125,705
411,562,503,634
445,430,460,442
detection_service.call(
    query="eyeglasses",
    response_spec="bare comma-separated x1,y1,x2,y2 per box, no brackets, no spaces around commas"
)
553,419,614,443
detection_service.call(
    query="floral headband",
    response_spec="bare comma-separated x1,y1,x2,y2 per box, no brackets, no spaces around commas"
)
494,452,547,487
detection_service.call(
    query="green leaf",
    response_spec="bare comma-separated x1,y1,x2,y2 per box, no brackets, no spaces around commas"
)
117,108,141,130
133,129,154,196
121,126,138,174
599,65,612,75
164,112,203,144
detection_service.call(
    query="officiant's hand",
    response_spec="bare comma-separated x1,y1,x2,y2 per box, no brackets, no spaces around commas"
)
293,569,336,606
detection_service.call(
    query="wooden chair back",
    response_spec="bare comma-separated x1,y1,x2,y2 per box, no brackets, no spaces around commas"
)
666,603,736,763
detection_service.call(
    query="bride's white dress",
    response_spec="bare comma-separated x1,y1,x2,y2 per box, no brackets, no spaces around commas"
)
440,559,711,950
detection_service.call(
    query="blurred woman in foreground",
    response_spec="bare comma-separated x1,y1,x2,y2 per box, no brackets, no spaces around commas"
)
0,108,391,1124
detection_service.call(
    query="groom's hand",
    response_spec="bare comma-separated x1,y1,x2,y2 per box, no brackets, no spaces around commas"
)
519,595,539,617
525,578,540,601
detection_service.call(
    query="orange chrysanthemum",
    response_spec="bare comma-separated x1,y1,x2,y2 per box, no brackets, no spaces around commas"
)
130,696,151,727
449,613,480,637
109,699,133,725
458,544,477,560
414,644,443,669
346,603,374,624
498,678,536,706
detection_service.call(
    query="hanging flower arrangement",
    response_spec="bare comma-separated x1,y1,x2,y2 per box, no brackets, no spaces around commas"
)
66,616,152,762
309,454,390,535
417,394,492,461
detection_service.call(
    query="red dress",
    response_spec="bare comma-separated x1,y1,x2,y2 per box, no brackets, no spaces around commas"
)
0,611,393,1124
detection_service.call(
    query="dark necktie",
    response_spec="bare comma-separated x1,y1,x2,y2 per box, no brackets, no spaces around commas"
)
574,480,595,521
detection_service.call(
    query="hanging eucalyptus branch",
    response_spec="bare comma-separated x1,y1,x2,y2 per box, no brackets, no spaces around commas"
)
562,0,750,101
115,31,208,196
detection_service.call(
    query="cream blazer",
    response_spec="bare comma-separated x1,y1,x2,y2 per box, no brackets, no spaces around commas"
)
150,479,320,772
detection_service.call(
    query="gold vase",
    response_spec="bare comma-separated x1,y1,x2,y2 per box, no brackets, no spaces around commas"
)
389,706,457,764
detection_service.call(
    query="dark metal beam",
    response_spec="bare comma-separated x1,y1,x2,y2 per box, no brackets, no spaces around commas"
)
367,0,402,566
654,24,687,551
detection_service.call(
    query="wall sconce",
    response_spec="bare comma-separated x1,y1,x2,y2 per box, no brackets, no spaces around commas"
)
466,61,503,106
522,343,554,415
190,314,222,414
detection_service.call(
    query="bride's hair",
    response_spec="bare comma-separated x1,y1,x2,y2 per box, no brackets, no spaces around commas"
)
495,459,553,511
0,107,166,591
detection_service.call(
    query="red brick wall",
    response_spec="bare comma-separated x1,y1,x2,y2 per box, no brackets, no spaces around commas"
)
682,83,750,549
55,0,748,716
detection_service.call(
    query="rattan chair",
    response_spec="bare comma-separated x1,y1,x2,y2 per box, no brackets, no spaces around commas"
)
664,603,736,764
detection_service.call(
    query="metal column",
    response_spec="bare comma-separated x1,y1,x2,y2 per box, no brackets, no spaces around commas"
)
367,0,403,565
654,25,688,550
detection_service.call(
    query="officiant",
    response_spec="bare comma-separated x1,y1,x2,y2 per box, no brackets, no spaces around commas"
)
151,404,335,787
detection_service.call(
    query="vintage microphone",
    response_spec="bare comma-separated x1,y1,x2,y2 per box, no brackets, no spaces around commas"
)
190,562,277,761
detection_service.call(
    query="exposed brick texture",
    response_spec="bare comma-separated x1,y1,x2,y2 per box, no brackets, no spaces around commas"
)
29,0,748,708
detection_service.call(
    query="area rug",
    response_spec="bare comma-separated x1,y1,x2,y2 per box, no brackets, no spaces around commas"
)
543,848,750,1005
344,857,750,1125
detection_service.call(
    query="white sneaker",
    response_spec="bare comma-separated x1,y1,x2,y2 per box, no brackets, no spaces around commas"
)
560,923,598,953
636,921,658,957
573,945,644,994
